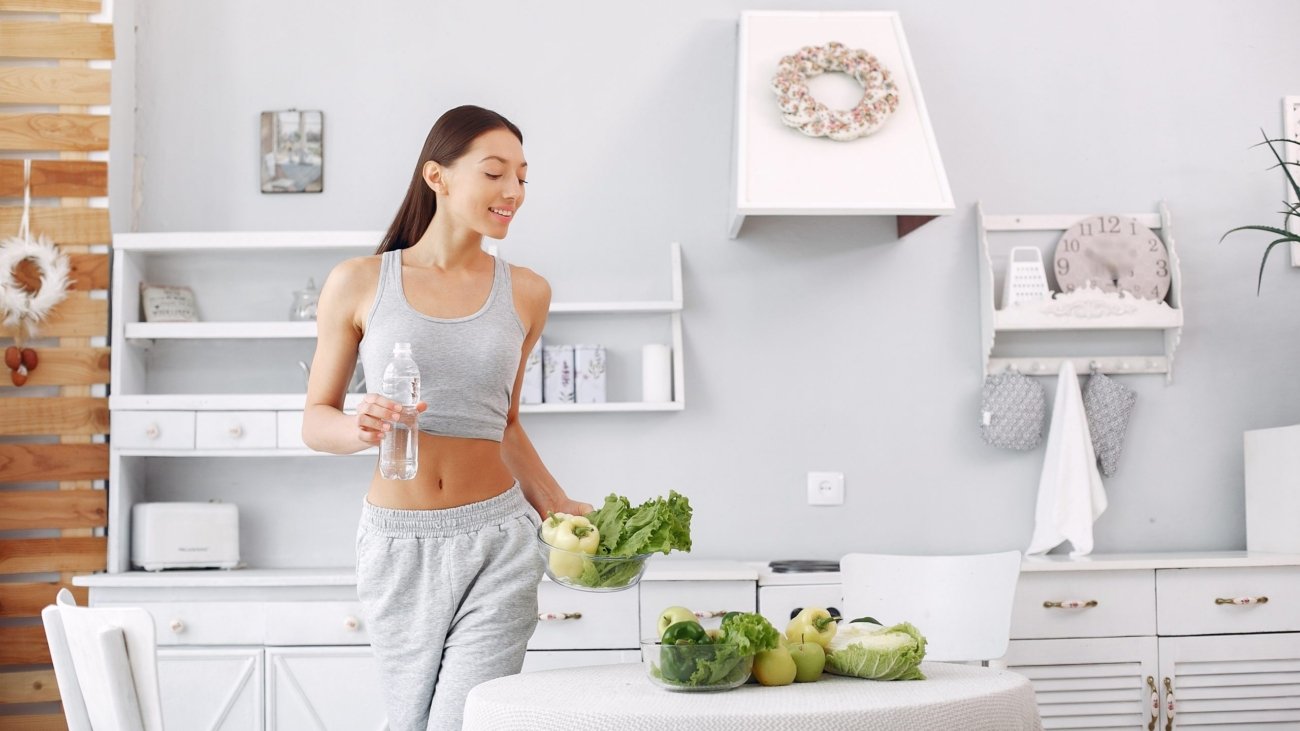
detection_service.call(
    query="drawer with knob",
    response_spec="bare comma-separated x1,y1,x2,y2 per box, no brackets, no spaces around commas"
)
528,581,640,650
266,601,370,645
1156,566,1300,635
111,411,195,450
638,580,756,638
1011,570,1156,639
195,411,277,449
126,602,268,646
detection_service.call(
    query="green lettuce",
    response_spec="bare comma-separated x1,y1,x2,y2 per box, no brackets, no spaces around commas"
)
824,621,927,681
717,612,780,657
585,490,692,556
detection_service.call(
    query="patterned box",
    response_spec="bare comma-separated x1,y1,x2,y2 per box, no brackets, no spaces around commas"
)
542,344,575,404
574,344,607,404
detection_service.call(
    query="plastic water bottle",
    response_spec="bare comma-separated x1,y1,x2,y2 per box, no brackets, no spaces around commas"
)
379,342,419,480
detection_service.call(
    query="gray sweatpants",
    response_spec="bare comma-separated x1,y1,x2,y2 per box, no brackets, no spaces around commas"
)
356,483,544,731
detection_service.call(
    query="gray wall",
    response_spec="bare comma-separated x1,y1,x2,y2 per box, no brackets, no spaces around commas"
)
123,0,1300,559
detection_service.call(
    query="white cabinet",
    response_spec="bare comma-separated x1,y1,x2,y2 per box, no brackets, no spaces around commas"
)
638,580,757,637
522,649,641,673
1002,637,1158,730
1159,633,1300,728
265,647,388,731
157,646,264,731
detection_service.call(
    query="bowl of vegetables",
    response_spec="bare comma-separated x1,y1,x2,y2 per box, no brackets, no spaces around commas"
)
641,610,781,692
536,491,693,593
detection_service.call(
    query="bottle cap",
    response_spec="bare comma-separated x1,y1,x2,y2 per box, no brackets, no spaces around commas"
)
393,342,412,354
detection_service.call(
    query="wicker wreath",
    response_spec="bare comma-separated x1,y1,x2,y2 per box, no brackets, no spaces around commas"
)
0,233,71,343
770,41,900,141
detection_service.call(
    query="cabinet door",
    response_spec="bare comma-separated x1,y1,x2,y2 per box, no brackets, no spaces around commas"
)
522,649,641,673
157,646,263,731
1004,637,1159,730
1159,632,1300,729
265,647,388,731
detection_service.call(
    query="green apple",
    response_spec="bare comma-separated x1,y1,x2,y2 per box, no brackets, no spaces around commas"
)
752,646,797,686
788,639,825,682
657,606,697,638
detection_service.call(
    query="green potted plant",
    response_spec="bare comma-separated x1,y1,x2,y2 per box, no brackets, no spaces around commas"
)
1220,132,1300,294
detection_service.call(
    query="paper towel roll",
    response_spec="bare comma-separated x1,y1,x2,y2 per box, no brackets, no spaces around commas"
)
641,344,672,403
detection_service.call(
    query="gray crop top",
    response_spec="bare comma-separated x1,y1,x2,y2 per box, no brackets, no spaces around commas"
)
359,250,526,442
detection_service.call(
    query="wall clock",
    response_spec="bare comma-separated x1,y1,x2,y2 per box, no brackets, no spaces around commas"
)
1052,214,1171,301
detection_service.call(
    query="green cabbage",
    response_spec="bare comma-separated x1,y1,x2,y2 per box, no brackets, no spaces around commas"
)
824,621,927,680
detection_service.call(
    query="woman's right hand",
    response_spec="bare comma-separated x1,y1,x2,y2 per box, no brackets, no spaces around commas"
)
356,393,428,445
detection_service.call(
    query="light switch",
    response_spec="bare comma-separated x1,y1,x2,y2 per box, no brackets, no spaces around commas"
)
807,471,844,506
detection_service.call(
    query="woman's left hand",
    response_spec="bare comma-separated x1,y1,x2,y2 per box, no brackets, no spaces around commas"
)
542,496,593,519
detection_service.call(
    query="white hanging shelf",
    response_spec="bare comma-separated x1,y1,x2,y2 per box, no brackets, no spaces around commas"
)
729,10,954,239
977,202,1184,383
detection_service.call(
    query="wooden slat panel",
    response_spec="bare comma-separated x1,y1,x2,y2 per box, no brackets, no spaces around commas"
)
0,295,106,339
0,207,109,244
0,625,52,665
0,490,105,530
0,444,107,484
0,160,107,197
0,67,109,106
0,22,114,60
0,397,109,436
0,582,86,618
0,714,68,730
0,347,110,387
10,254,107,291
0,537,106,574
0,669,61,704
0,0,100,11
0,114,109,152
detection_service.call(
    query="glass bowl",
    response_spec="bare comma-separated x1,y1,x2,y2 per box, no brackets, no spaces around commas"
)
535,526,652,592
641,638,753,691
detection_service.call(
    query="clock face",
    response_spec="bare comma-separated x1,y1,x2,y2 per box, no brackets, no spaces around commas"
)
1052,215,1171,301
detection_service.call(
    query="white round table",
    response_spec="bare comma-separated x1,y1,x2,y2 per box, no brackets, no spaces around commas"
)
463,661,1043,731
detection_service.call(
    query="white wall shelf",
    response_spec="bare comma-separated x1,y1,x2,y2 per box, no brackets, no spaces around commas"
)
729,11,954,239
977,202,1184,383
1285,95,1299,267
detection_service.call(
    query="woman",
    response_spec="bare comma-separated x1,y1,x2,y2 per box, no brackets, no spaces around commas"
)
303,105,591,731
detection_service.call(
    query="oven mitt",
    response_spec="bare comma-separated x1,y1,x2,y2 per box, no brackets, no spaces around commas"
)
1082,370,1136,477
980,371,1047,450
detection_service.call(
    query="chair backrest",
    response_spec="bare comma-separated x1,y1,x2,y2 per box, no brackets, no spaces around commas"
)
41,588,165,731
839,551,1022,662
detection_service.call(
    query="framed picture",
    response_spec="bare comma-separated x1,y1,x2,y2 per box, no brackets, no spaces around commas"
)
260,109,323,193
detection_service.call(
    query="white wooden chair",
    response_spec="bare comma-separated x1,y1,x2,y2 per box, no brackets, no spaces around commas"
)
839,551,1022,663
41,588,165,731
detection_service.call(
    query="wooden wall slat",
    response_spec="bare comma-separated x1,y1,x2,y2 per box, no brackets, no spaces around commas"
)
0,295,106,339
0,490,106,531
0,67,109,106
0,444,107,483
0,346,110,387
0,537,106,574
0,397,109,436
0,207,109,244
0,22,114,61
0,160,107,197
0,582,86,619
0,0,100,12
9,253,107,291
0,669,61,705
0,713,68,730
0,114,109,152
0,626,52,665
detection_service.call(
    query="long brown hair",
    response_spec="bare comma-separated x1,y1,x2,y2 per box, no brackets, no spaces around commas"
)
376,105,523,254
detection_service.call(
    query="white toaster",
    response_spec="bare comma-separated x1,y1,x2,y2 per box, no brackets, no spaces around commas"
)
132,502,240,571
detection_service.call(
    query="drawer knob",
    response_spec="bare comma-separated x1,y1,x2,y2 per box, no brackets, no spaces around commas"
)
343,616,360,631
694,610,728,619
228,424,244,438
1043,599,1098,609
538,611,582,621
169,619,185,633
1214,595,1268,606
145,424,160,439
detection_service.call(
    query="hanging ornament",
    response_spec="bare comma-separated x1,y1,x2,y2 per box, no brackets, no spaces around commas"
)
0,160,71,357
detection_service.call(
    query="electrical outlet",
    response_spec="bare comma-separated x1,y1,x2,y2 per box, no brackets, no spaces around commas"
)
807,471,844,506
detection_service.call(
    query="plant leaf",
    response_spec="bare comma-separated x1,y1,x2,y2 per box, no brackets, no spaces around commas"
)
1220,224,1299,243
1255,237,1298,295
1256,131,1300,212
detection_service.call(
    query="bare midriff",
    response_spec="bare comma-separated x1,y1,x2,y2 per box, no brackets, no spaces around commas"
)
365,432,515,510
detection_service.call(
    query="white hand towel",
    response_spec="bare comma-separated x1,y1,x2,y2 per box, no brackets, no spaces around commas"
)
1026,361,1108,557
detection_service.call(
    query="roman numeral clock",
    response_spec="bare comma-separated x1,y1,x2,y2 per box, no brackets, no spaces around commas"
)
1052,215,1172,302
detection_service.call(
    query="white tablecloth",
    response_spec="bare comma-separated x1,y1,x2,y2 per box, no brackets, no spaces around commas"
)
463,661,1043,731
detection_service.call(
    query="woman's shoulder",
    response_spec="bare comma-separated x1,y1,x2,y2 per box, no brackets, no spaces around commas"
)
321,254,382,302
507,263,551,305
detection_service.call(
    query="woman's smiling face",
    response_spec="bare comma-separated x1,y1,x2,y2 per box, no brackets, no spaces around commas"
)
433,127,527,240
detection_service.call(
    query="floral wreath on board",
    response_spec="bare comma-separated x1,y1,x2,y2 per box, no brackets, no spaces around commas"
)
770,41,900,141
0,160,71,384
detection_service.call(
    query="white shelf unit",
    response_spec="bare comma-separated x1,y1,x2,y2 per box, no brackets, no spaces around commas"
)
1286,95,1300,267
729,10,954,239
977,202,1185,383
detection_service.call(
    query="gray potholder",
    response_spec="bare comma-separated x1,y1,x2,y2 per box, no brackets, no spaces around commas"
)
980,371,1047,450
1083,370,1136,477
